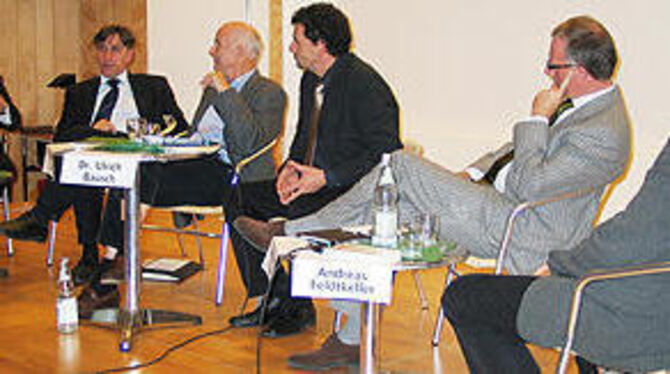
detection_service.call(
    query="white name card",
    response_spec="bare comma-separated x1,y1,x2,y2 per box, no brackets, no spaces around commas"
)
291,249,395,304
60,152,142,188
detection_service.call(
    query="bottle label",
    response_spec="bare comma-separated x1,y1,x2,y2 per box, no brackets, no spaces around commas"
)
57,297,78,326
372,211,398,247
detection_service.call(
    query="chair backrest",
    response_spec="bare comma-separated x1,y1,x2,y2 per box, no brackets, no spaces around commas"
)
494,185,606,275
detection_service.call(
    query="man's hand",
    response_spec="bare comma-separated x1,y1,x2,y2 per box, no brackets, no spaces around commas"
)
276,161,327,205
201,71,229,93
0,95,7,111
455,171,471,181
531,70,573,118
92,119,116,133
276,161,301,202
533,263,551,277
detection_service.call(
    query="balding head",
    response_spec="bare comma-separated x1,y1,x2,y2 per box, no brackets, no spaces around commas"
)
209,22,264,82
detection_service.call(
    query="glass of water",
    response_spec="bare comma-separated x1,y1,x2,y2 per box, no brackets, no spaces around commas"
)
126,117,148,141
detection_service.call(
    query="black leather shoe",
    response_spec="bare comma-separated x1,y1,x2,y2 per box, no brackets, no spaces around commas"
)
100,257,124,285
261,299,316,338
229,297,282,328
78,286,120,319
71,258,99,286
0,211,48,242
233,216,285,252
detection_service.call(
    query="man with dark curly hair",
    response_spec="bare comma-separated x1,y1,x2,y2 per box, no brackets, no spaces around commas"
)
228,2,402,340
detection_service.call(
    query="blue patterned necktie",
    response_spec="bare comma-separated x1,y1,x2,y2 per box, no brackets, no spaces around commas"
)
93,78,120,123
482,98,574,184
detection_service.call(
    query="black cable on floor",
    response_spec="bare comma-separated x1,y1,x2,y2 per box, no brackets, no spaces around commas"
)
96,325,234,373
255,245,320,374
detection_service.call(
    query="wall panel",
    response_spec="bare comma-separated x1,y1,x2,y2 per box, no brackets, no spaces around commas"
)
0,0,147,200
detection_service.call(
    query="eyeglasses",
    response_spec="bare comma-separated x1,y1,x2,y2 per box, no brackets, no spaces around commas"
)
546,62,576,70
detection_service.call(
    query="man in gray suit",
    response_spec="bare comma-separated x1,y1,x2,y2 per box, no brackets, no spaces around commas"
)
443,138,670,373
234,16,631,370
81,21,287,314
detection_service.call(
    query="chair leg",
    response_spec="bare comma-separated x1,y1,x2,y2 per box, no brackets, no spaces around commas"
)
412,270,429,310
46,221,57,267
3,186,13,257
431,263,457,346
333,311,343,332
192,215,205,268
175,232,188,258
215,222,230,306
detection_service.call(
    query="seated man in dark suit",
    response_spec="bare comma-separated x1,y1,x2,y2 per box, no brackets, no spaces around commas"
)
0,25,188,285
443,138,670,373
226,2,402,339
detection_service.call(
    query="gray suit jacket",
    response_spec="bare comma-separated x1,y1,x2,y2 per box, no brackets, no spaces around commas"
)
518,138,670,371
191,71,286,182
472,86,630,274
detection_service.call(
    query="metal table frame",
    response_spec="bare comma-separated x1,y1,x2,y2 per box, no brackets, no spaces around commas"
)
53,145,205,352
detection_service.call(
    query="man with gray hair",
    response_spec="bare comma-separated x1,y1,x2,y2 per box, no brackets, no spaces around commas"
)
79,21,287,315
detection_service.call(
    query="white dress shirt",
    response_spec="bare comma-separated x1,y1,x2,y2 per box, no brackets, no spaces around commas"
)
91,70,139,133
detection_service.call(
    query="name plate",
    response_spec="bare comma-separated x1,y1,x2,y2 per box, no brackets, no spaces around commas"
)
60,152,142,188
291,249,394,304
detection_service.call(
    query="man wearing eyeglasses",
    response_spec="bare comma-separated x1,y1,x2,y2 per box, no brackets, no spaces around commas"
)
235,15,631,370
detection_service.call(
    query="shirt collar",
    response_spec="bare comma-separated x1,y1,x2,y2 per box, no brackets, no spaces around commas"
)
571,84,615,110
100,70,129,87
230,69,255,92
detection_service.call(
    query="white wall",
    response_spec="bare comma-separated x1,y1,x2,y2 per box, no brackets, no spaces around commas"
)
146,0,246,120
280,0,670,220
148,1,670,220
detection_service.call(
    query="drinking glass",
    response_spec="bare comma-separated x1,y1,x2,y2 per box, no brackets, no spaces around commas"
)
126,117,148,141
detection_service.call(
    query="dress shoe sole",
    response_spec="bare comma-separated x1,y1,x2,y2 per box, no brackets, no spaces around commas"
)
100,276,124,286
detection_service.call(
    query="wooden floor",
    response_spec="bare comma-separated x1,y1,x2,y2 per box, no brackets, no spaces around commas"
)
0,203,575,373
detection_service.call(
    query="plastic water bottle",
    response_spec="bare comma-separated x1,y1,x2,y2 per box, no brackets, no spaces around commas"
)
371,154,398,247
56,258,78,334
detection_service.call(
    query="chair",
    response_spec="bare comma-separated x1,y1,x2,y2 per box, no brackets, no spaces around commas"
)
0,171,14,256
556,262,670,374
431,186,601,346
142,138,278,306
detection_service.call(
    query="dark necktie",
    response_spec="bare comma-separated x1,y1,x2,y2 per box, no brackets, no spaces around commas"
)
304,83,324,166
482,98,574,184
93,78,120,123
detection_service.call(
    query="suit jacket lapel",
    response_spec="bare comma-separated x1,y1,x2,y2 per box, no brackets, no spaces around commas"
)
128,74,152,119
82,78,102,125
552,85,618,134
191,87,217,128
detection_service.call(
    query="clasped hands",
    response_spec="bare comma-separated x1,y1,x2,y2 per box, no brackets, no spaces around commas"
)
276,160,327,205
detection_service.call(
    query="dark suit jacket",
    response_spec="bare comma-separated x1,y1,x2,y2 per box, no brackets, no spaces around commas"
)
0,78,21,131
53,73,188,142
289,53,402,188
190,71,286,182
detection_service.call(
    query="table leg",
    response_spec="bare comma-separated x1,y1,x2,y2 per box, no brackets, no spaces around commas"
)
360,301,380,373
86,168,202,352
